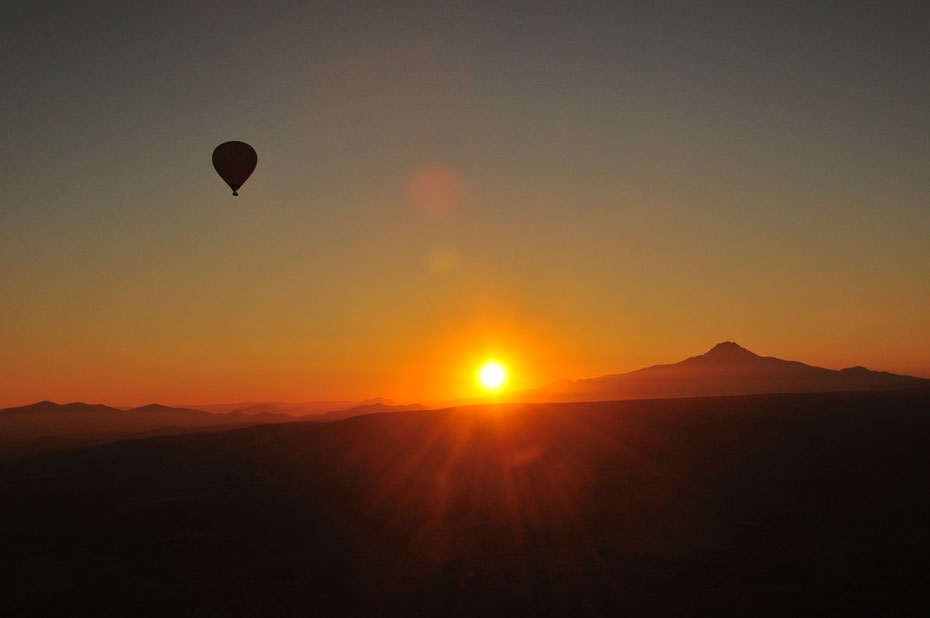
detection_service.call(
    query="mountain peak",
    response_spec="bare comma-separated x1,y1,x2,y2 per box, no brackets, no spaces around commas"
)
704,341,757,359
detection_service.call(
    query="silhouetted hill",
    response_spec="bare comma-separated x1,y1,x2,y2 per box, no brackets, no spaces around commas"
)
0,398,430,460
315,401,427,421
2,389,929,616
0,401,299,460
524,341,929,402
189,400,394,416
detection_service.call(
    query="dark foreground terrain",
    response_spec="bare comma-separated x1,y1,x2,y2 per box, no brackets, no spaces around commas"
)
2,390,929,616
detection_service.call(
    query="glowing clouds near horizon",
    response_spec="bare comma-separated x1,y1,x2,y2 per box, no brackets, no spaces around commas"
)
477,360,508,392
406,163,465,216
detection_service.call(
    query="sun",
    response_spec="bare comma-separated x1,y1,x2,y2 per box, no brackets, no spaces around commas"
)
477,360,508,391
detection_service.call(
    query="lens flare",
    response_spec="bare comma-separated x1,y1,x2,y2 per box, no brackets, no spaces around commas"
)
406,163,465,216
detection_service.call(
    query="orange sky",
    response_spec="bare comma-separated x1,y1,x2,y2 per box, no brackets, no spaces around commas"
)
2,3,929,408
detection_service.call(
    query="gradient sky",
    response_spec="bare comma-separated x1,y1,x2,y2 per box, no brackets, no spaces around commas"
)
2,1,929,407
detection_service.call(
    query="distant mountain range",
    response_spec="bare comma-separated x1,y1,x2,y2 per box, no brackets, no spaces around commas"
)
519,341,929,402
188,397,406,416
313,401,427,421
0,399,425,460
0,401,299,460
3,342,926,460
188,401,356,416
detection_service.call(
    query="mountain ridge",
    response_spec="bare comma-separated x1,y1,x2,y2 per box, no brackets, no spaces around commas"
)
0,401,301,460
524,341,928,402
5,342,927,459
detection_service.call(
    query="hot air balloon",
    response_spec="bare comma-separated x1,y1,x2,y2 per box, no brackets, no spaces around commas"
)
212,141,257,196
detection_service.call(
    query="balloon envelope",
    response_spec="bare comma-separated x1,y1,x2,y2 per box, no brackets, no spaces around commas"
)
212,141,257,196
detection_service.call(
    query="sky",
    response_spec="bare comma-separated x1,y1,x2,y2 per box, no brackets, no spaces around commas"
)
2,1,929,408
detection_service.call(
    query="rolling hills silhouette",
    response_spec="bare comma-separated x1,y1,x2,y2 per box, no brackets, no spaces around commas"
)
1,389,928,616
5,342,926,461
0,401,299,460
0,400,429,460
523,341,929,402
189,400,358,415
314,401,427,421
189,398,410,416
